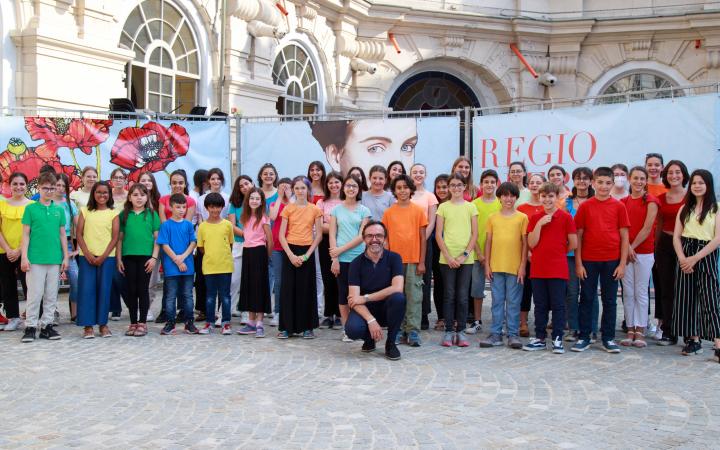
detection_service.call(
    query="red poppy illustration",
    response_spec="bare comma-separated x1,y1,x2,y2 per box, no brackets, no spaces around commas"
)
0,140,81,197
110,122,190,182
24,117,113,155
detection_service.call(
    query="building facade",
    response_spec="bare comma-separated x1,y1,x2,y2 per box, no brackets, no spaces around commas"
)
1,0,719,116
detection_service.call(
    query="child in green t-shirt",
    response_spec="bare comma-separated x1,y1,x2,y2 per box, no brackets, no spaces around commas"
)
20,172,69,343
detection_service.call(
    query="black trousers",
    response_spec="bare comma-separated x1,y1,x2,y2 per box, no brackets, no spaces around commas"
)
319,237,339,317
0,254,27,318
431,236,444,321
123,255,152,324
655,233,677,337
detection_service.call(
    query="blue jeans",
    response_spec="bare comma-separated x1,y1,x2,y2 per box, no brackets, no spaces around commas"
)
579,260,619,342
490,272,523,336
566,256,599,333
66,242,79,303
109,266,127,315
164,275,194,323
205,273,231,324
345,292,406,345
271,250,284,314
77,256,115,327
532,278,567,340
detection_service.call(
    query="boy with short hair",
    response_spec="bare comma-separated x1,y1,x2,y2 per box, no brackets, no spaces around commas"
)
467,169,501,334
572,166,630,353
382,174,427,347
197,193,234,335
522,182,577,354
20,172,69,342
479,182,528,349
157,193,198,335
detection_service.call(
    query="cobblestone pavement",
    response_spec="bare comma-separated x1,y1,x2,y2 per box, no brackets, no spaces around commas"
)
1,293,720,449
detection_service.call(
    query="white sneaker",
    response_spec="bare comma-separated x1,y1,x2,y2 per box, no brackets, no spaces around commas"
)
269,316,279,327
240,312,249,325
342,331,354,342
647,321,657,334
215,315,222,327
464,320,482,335
146,311,155,322
4,318,22,331
654,328,663,340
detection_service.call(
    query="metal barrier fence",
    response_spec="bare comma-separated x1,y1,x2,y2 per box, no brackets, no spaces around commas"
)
2,82,718,178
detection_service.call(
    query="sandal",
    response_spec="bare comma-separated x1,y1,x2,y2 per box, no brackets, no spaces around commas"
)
134,323,148,337
83,326,95,339
620,331,635,346
633,336,647,348
99,325,113,338
434,320,445,331
125,324,138,336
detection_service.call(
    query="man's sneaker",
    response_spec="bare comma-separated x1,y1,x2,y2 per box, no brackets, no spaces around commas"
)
456,331,470,347
277,330,289,339
4,318,22,332
39,325,61,340
564,330,579,342
342,331,354,342
385,343,401,360
479,334,503,348
222,324,232,335
590,333,598,344
302,330,315,339
407,330,421,347
571,339,591,352
441,331,455,347
333,317,342,328
523,338,547,351
21,327,36,343
269,316,279,327
464,320,482,335
237,324,257,335
184,321,199,334
508,335,523,349
681,339,703,355
320,317,333,329
657,336,677,346
255,326,265,338
199,323,213,334
552,337,565,354
361,339,376,352
161,322,176,335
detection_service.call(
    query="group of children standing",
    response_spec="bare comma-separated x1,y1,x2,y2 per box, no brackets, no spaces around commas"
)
3,153,720,363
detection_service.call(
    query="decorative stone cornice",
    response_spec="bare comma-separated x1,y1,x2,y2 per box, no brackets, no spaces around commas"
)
338,35,386,62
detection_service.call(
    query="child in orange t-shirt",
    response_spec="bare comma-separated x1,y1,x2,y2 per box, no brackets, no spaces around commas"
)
382,174,428,347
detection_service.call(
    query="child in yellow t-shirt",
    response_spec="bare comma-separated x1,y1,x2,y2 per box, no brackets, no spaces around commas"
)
480,182,528,350
196,193,234,335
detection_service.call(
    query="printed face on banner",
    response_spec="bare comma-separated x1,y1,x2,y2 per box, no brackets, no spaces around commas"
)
310,119,417,176
241,117,458,191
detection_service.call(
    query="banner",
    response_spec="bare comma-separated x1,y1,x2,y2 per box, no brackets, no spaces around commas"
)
0,117,230,195
240,116,460,188
473,94,718,184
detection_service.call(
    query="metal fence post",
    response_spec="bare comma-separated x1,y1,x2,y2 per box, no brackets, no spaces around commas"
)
463,107,471,159
235,115,242,179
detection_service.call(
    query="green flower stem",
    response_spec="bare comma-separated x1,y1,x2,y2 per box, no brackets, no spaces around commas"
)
70,148,80,169
95,145,101,178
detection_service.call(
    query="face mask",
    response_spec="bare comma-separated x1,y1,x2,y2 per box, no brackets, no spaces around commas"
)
614,176,627,188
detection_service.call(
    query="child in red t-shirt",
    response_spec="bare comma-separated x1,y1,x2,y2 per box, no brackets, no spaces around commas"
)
572,167,630,354
522,182,577,354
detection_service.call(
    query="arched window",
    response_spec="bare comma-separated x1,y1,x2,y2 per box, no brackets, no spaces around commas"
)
272,44,319,115
389,71,480,111
120,0,200,114
597,72,677,104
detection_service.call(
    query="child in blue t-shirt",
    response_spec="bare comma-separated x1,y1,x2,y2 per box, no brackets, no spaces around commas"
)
157,194,198,335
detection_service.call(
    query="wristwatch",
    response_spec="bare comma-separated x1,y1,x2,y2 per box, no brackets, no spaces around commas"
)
462,250,470,257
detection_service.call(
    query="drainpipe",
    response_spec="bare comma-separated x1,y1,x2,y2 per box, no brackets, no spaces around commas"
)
510,43,538,78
